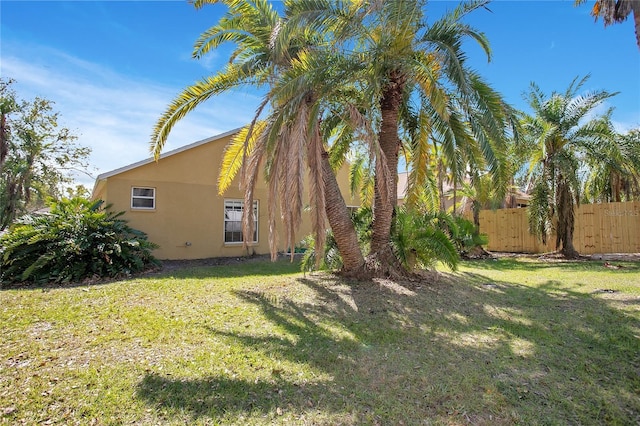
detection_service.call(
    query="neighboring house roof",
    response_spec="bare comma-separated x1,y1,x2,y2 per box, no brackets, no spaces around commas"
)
91,127,242,196
396,171,531,205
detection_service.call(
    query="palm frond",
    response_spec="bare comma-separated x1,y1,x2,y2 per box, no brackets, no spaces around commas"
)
218,121,266,194
306,121,327,269
150,65,255,159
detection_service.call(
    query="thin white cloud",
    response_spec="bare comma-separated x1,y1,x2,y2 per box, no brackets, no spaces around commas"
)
2,43,259,187
582,99,639,134
612,117,640,134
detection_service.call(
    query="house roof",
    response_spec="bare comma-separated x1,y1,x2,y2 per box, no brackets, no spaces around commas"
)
91,127,241,194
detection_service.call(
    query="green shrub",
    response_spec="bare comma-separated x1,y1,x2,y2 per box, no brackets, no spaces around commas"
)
0,198,159,286
449,215,489,256
391,208,460,271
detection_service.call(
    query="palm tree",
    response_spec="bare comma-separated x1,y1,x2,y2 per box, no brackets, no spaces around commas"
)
583,128,640,202
576,0,640,49
459,172,504,229
328,0,515,273
287,0,516,276
153,0,516,278
150,0,366,275
521,75,617,257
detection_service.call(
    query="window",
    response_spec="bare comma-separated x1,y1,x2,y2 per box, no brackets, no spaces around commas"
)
131,187,155,209
224,199,258,243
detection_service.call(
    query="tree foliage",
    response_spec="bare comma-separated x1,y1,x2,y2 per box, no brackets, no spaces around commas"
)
0,198,159,286
0,79,92,230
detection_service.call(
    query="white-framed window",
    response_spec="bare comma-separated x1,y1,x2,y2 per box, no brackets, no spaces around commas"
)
131,187,155,210
224,199,258,243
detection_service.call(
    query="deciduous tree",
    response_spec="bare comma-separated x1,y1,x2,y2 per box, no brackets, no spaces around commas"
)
0,79,91,230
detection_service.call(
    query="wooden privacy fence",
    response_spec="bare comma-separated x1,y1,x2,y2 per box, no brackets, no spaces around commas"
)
477,201,640,254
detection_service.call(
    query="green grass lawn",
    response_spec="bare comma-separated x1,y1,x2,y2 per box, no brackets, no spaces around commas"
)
1,257,639,425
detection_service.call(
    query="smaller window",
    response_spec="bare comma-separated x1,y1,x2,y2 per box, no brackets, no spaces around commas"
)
132,187,155,210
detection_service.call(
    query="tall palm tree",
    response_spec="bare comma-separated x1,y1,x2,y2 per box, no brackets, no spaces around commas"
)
521,75,617,257
576,0,640,49
150,0,367,275
153,0,516,278
331,0,515,273
288,0,516,275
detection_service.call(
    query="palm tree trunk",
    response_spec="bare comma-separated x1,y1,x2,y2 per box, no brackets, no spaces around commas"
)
369,72,407,276
556,179,579,258
452,184,457,216
473,200,481,230
321,150,365,275
612,173,622,202
438,160,446,212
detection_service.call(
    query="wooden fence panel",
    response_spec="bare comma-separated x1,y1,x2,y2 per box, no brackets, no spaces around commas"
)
478,201,640,254
576,203,596,254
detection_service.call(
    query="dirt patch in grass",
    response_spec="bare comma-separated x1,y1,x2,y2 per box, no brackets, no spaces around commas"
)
489,251,640,262
151,253,276,274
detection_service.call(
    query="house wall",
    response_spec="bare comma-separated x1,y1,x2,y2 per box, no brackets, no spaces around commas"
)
95,133,359,260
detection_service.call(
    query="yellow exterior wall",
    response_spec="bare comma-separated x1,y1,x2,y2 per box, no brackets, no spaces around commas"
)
92,132,359,260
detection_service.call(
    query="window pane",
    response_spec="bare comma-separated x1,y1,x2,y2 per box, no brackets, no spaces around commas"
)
133,188,154,197
132,198,154,208
225,220,241,233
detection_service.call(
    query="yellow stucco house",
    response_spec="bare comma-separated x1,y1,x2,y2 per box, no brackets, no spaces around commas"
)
91,129,359,260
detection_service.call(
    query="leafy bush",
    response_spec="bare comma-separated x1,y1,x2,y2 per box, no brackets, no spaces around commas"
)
449,215,489,256
0,198,159,286
394,210,489,266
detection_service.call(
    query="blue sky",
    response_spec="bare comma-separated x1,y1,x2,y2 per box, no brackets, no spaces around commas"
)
2,0,639,188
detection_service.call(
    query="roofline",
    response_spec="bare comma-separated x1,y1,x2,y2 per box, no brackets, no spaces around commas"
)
93,127,241,186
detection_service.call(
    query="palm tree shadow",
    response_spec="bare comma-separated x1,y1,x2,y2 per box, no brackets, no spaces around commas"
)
137,373,330,420
135,269,640,423
135,283,373,422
